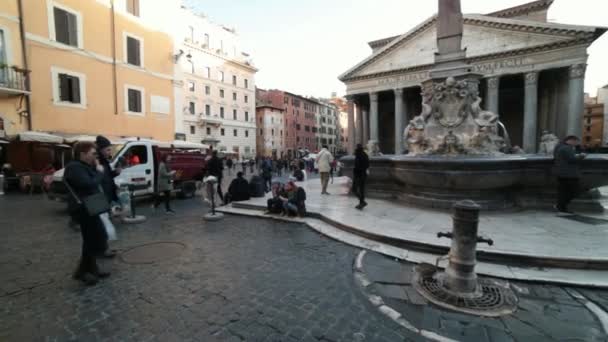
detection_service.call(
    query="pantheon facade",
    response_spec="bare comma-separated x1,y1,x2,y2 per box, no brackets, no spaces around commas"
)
339,0,606,154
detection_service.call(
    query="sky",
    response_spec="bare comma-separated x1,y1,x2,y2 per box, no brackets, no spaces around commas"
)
183,0,608,98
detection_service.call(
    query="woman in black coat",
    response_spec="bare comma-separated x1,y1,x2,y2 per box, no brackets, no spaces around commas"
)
65,142,109,286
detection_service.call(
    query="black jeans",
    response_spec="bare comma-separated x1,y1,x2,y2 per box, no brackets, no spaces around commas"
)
154,190,172,210
557,178,580,211
353,174,367,205
75,212,107,277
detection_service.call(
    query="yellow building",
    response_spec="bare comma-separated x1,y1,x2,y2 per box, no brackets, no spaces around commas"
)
0,0,176,142
0,0,30,139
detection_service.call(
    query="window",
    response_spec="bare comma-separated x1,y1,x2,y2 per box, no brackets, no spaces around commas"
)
218,71,224,82
221,128,225,136
126,86,144,114
187,61,194,74
233,92,237,101
245,79,249,88
188,102,195,115
271,129,274,136
260,129,263,136
233,129,238,137
188,81,195,92
245,130,249,138
220,107,224,118
220,89,224,98
125,34,143,67
52,6,80,47
244,95,248,103
245,111,249,121
57,73,81,104
190,126,195,134
205,85,210,95
296,124,301,130
232,75,237,85
187,26,194,42
52,67,86,108
204,67,210,78
205,104,211,116
206,127,211,135
233,109,237,120
121,145,148,167
204,33,210,47
0,29,6,82
126,0,140,17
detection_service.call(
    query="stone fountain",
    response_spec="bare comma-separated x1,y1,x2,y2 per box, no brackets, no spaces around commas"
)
342,0,608,211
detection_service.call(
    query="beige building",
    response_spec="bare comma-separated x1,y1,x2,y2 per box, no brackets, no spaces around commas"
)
175,8,258,160
316,100,339,154
256,105,284,158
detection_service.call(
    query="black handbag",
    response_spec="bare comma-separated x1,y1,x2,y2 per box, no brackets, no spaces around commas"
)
64,181,110,216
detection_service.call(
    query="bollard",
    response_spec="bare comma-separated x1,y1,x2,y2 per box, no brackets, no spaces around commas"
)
203,175,223,221
437,200,493,296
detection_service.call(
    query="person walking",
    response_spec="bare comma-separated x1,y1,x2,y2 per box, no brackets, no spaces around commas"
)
262,158,273,193
95,135,121,258
207,151,224,202
554,135,586,215
65,142,110,286
226,158,233,176
154,154,176,214
316,145,334,195
353,144,370,210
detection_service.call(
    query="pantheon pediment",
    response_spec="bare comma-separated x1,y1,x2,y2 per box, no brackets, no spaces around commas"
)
340,14,605,82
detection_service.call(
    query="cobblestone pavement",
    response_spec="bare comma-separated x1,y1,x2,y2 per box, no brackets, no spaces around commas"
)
361,251,608,342
0,194,419,342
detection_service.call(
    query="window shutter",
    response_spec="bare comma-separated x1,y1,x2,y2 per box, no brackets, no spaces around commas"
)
71,76,81,103
135,90,142,112
66,11,78,46
127,37,141,66
54,8,70,45
59,74,70,101
133,0,140,16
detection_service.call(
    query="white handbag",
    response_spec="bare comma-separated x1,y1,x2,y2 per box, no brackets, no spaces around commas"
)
99,212,117,241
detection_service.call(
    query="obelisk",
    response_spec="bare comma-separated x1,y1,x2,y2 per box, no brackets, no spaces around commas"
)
431,0,471,78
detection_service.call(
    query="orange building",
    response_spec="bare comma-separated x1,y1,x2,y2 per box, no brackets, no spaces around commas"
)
0,0,176,142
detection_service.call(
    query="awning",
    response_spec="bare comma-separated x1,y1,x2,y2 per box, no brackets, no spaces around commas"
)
0,139,9,144
15,131,64,144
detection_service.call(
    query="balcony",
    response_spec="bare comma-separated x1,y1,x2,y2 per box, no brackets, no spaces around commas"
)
0,66,29,97
201,135,221,145
198,115,223,127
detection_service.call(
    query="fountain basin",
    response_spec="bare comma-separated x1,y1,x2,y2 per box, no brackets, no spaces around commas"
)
340,154,608,211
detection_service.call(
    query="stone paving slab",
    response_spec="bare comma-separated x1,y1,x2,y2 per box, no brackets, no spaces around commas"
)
233,177,608,268
358,250,608,342
218,204,608,287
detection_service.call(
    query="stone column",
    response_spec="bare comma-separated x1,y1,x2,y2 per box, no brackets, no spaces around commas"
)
347,96,355,154
485,77,500,115
523,72,538,153
355,102,363,145
369,92,379,142
567,64,586,137
362,108,369,145
394,88,405,154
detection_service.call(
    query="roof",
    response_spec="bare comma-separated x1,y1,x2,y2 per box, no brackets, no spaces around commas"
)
486,0,553,18
341,13,607,82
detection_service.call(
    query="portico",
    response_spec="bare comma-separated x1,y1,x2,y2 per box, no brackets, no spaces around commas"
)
341,0,605,154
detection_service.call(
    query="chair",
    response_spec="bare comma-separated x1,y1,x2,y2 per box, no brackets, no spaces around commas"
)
29,173,45,195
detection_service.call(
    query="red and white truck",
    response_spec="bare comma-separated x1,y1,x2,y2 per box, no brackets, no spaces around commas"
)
49,139,208,201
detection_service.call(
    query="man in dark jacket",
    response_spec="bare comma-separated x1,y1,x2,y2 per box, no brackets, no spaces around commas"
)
226,172,250,203
95,136,121,205
207,151,224,202
554,135,586,215
353,144,370,210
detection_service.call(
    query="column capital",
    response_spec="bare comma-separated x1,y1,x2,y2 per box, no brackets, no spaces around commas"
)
393,88,404,98
524,72,538,86
569,64,587,79
370,92,379,102
487,76,500,89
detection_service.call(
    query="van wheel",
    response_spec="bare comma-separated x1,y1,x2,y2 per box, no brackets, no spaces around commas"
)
178,181,196,199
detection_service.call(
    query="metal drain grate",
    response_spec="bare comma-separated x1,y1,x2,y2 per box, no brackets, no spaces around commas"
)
414,275,518,317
